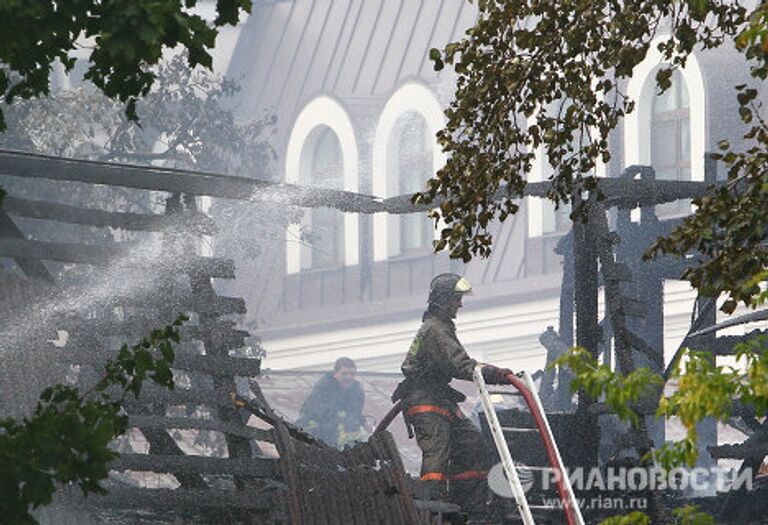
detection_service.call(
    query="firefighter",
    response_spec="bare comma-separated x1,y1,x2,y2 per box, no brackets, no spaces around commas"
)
295,357,367,449
392,273,513,520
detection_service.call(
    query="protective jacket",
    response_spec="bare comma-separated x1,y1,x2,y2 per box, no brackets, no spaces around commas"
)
295,373,365,448
402,309,477,384
395,308,477,408
393,307,493,516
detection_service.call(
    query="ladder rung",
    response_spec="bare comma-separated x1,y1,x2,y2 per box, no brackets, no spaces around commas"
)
502,427,538,433
474,365,585,525
487,390,522,396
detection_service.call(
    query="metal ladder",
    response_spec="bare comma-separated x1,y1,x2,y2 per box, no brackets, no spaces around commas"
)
473,365,585,525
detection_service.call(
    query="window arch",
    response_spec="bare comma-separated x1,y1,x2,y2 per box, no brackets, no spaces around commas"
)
301,126,345,268
650,69,691,216
285,96,359,273
392,111,433,253
624,36,706,200
372,82,445,260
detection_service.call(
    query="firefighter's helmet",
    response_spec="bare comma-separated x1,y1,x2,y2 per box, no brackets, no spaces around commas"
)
427,273,472,308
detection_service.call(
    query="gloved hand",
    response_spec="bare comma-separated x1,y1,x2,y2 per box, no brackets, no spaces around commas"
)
481,364,515,385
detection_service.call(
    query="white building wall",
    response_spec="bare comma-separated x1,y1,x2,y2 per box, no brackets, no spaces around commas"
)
261,280,748,376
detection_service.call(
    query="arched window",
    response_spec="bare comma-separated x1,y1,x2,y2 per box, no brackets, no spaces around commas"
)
650,69,691,217
302,126,344,268
372,83,444,261
392,112,433,253
285,96,359,274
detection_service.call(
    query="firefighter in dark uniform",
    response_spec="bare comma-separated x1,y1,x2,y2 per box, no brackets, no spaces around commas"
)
393,273,514,520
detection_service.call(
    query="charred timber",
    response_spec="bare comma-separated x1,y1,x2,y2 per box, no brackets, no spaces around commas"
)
3,196,217,234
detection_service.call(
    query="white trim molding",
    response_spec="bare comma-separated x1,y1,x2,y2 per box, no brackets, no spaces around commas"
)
624,37,707,182
285,96,360,273
372,82,446,261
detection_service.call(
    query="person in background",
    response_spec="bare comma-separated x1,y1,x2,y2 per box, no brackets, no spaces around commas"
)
295,357,367,449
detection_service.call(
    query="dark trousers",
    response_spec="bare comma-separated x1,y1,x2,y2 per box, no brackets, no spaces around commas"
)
409,405,494,514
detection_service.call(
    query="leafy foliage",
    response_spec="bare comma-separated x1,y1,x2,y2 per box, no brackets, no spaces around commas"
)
558,340,768,523
656,336,768,467
422,1,766,264
428,2,768,523
646,85,768,313
671,505,716,525
0,0,252,130
0,315,187,525
599,512,651,525
553,347,662,425
597,505,715,525
558,337,768,470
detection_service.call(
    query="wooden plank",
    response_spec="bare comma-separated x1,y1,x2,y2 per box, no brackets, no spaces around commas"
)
0,148,383,212
67,290,245,316
0,148,264,199
90,485,277,512
121,387,222,407
0,238,235,277
3,196,217,235
173,353,261,377
322,469,343,525
111,454,279,477
512,178,717,209
274,421,303,524
371,431,420,524
195,295,247,315
0,149,723,215
246,379,304,523
0,237,121,265
128,415,273,441
707,440,768,460
0,212,55,282
180,256,236,279
55,315,248,342
618,295,647,318
692,335,746,356
602,262,633,283
62,348,261,376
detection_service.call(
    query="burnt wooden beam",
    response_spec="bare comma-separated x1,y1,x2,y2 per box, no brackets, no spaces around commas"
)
236,388,321,446
514,178,716,208
0,238,235,277
91,486,278,512
0,149,724,216
688,331,767,356
190,295,247,316
0,148,383,212
62,348,261,377
121,387,223,407
571,196,602,464
689,311,768,339
171,353,260,377
111,454,278,478
588,398,659,416
625,330,665,370
707,440,768,460
602,262,634,283
65,289,245,316
128,415,273,441
3,196,217,235
0,212,55,282
54,313,247,340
